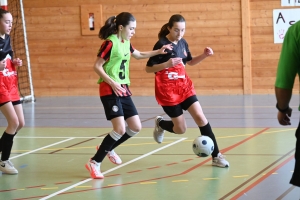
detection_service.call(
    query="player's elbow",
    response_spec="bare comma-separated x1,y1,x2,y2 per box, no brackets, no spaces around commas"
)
145,66,152,73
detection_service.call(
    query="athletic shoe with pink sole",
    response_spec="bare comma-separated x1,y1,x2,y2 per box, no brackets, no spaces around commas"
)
85,159,104,179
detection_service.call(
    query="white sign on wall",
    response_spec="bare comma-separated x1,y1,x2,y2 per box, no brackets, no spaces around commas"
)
273,9,300,43
281,0,300,6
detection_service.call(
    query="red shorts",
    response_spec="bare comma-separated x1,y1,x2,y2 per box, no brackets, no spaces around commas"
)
155,63,196,106
0,60,20,104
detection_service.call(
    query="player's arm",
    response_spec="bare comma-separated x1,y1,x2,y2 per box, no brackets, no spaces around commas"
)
93,57,114,85
145,58,182,73
131,44,172,60
187,47,213,66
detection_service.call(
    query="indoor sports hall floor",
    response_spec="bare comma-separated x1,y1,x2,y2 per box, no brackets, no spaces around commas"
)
0,95,299,200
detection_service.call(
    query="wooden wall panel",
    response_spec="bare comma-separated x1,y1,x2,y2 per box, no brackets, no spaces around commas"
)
250,1,299,94
23,0,243,96
24,0,298,96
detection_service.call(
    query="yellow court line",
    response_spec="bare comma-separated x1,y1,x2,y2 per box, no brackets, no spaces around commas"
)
263,128,296,134
107,184,122,187
140,182,157,184
172,180,189,183
233,175,249,178
11,128,296,152
41,187,58,190
75,186,92,188
203,178,219,180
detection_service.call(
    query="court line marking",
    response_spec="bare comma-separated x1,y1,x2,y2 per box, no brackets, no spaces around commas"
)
15,128,296,140
10,138,74,160
39,138,186,200
15,136,182,139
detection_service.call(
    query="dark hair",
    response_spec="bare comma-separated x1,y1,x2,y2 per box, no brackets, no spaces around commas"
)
0,8,10,19
99,12,136,40
158,14,185,39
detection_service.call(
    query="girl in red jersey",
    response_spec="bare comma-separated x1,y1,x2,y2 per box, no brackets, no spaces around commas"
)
0,8,24,174
146,14,229,168
86,12,172,179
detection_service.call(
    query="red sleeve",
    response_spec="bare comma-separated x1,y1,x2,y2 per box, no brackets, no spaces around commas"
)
97,40,112,61
130,43,135,53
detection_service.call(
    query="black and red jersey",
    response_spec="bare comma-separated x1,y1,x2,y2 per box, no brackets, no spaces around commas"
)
147,37,196,106
0,34,19,103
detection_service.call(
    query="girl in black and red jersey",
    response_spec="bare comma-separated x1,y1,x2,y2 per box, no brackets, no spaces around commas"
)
0,8,24,174
146,14,229,168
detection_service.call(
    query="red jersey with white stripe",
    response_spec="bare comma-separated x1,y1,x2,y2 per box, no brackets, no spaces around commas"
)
0,35,19,103
147,37,195,106
97,39,135,97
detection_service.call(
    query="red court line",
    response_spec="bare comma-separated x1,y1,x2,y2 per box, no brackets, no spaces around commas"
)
105,174,121,177
127,170,142,174
219,148,295,200
13,127,269,199
26,185,46,189
49,133,108,154
0,188,17,192
55,181,72,185
230,154,295,200
182,158,194,162
147,166,161,170
166,162,178,166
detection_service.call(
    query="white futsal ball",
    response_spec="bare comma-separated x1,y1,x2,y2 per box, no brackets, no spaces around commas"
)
192,136,214,157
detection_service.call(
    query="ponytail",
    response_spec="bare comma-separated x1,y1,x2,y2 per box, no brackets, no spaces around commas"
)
158,14,186,39
99,12,136,40
99,16,117,40
158,23,169,39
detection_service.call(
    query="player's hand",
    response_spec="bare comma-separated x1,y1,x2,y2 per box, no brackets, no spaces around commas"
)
277,107,292,125
165,57,182,68
204,47,213,57
0,60,6,71
13,58,22,66
158,44,173,54
110,81,126,97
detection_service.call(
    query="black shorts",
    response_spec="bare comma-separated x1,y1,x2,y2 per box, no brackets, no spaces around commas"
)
162,95,198,118
100,94,138,120
0,100,21,107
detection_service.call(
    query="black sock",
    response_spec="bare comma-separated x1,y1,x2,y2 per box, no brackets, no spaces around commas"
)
1,132,14,161
199,123,219,158
0,132,17,152
110,133,131,150
159,120,175,133
92,134,117,163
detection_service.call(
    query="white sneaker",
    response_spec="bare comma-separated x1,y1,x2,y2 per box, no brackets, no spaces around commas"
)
107,150,122,165
96,146,122,165
0,160,18,174
212,153,229,168
85,159,104,179
153,116,165,143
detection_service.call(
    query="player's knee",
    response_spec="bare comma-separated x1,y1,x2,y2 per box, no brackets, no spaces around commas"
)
18,120,25,129
194,115,207,127
126,126,139,137
113,127,126,136
8,118,19,130
174,126,186,134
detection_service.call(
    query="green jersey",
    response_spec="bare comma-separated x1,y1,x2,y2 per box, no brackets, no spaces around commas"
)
98,34,131,85
275,21,300,109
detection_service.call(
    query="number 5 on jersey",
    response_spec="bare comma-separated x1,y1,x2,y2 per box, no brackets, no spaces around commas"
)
119,60,127,80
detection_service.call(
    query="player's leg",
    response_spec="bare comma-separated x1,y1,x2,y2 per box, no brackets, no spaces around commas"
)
86,95,125,179
153,104,187,143
107,96,140,164
185,96,229,167
0,101,19,174
290,121,300,187
13,101,25,133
